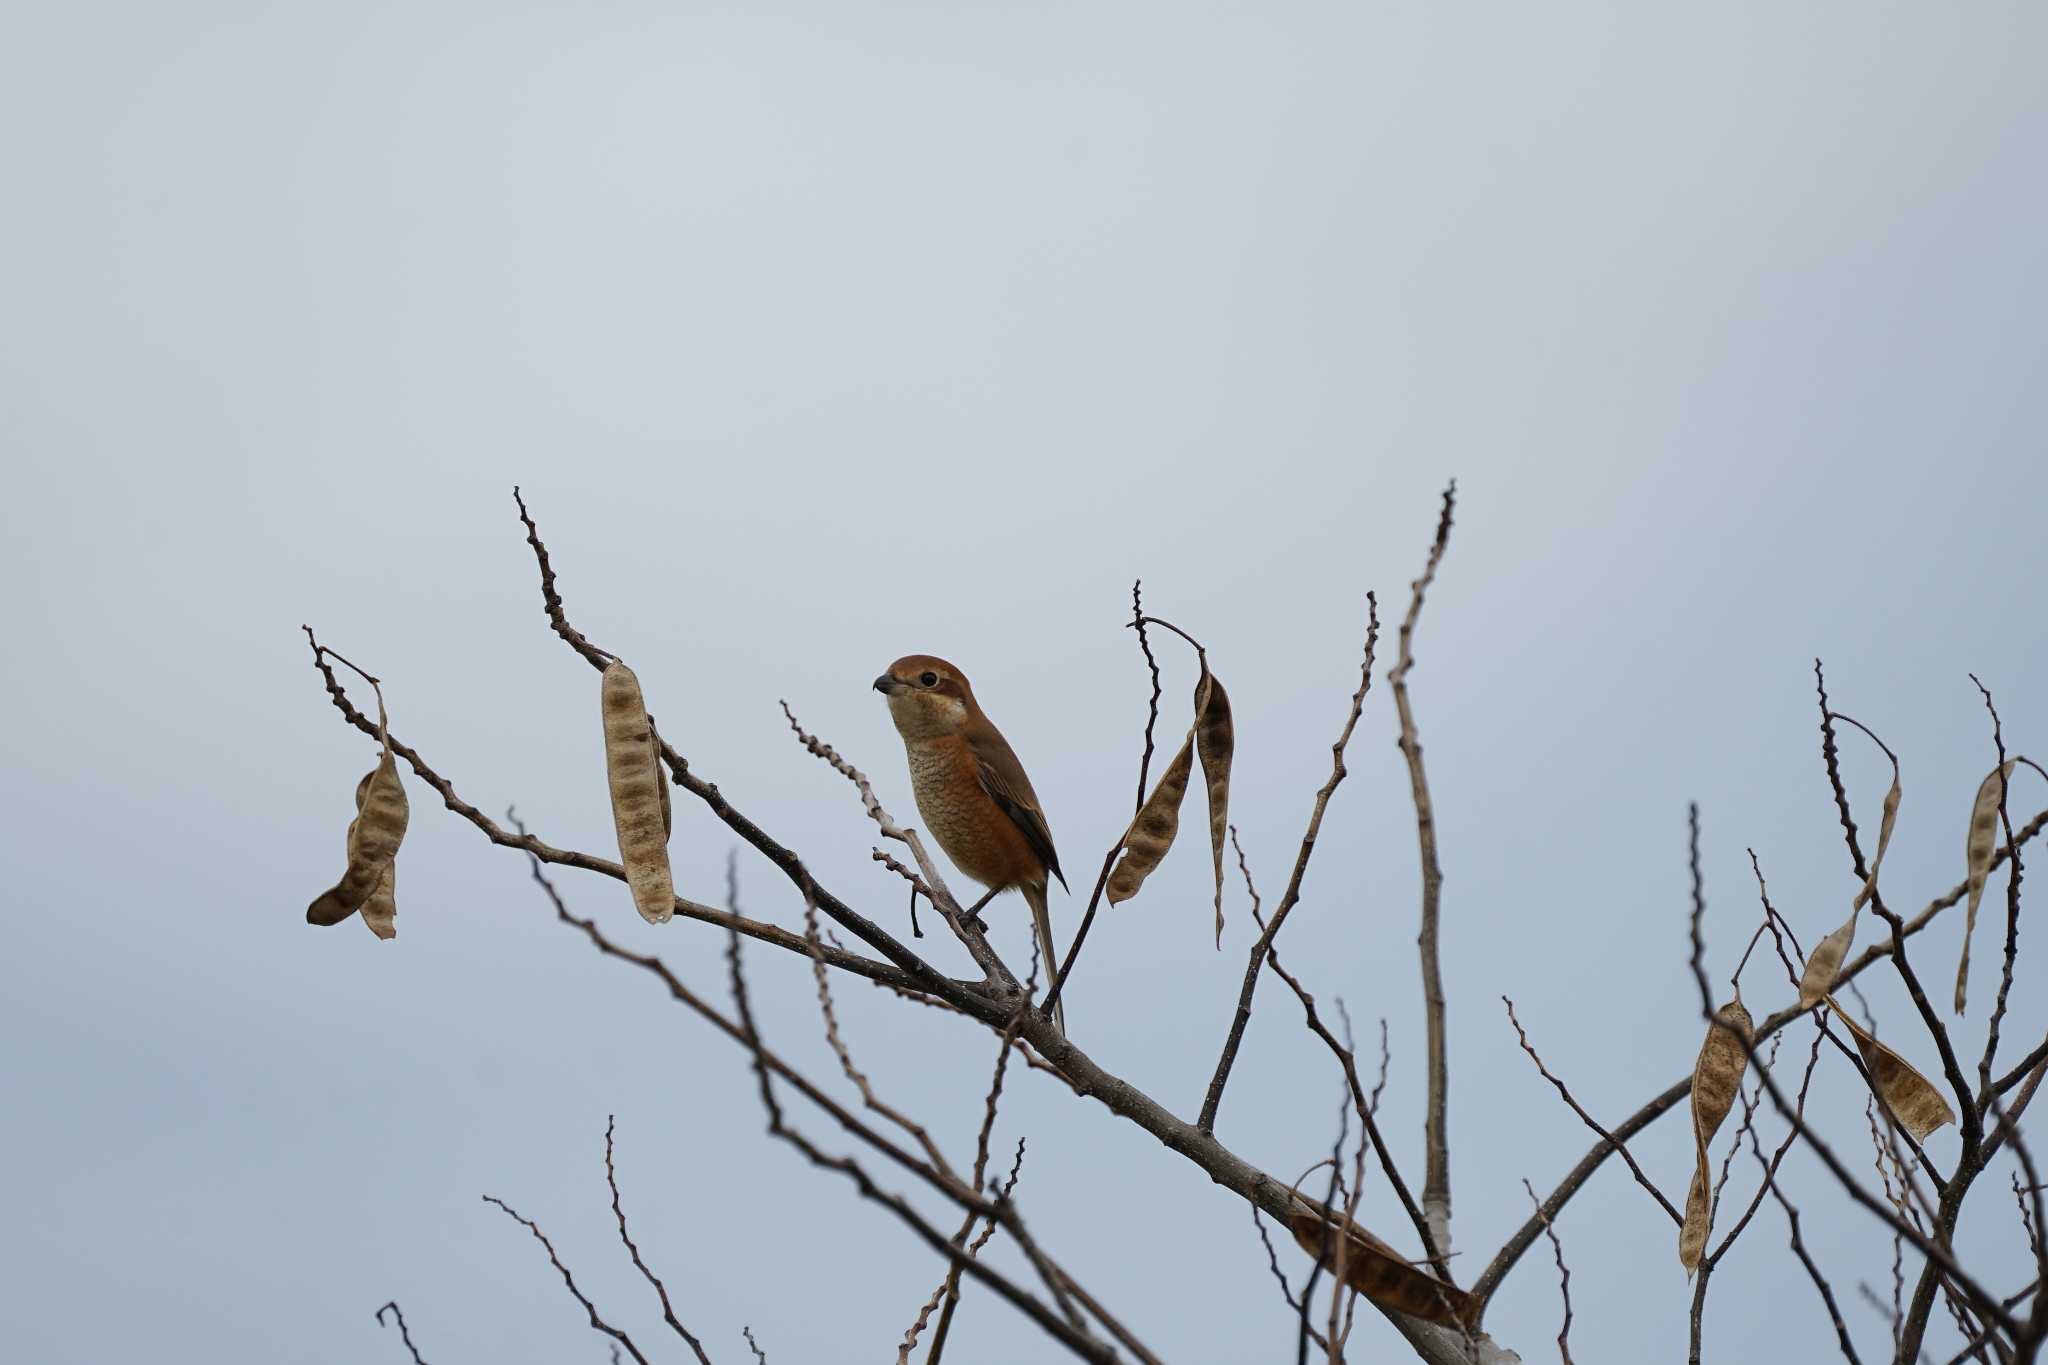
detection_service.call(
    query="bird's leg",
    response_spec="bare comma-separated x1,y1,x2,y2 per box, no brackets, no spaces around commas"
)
961,885,1002,931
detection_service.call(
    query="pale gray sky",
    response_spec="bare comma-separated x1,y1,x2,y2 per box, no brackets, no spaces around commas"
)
3,3,2045,1362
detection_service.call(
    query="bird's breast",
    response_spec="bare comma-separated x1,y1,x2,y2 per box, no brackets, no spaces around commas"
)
903,737,1040,891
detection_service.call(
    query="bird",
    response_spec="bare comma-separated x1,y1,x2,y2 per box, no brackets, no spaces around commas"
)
873,654,1068,1034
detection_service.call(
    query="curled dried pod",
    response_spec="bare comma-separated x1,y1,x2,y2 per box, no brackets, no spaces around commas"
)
601,660,675,924
307,732,410,928
340,771,400,940
1831,999,1956,1141
1106,729,1195,905
1679,998,1753,1275
1194,667,1234,947
1286,1211,1476,1328
1956,760,2017,1014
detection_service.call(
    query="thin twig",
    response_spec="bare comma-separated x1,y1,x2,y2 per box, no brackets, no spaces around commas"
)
1502,996,1681,1227
1197,594,1389,1165
375,1302,430,1365
1039,581,1164,1023
1519,1180,1574,1365
604,1117,714,1364
482,1195,652,1365
1391,481,1457,1259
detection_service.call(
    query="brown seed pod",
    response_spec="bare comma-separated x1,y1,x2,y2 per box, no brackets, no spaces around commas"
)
1852,770,1902,912
1286,1211,1476,1328
338,771,400,940
1194,667,1234,948
1799,769,1900,1007
1956,760,2017,1014
601,660,675,924
307,723,410,928
1831,999,1956,1141
1679,999,1753,1275
1798,915,1856,1011
1106,728,1195,905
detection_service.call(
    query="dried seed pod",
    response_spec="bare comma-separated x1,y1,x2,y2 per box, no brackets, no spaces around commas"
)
1831,1000,1956,1141
1798,769,1900,1006
1194,668,1234,948
1287,1211,1476,1328
1956,760,2017,1014
1853,769,1902,911
1798,915,1856,1011
1105,729,1195,905
307,734,410,928
1679,999,1753,1275
601,660,674,924
339,771,400,940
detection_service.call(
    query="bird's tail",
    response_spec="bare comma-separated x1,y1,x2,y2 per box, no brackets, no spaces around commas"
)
1023,881,1066,1036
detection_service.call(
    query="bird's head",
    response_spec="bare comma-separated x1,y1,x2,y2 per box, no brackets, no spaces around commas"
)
873,654,975,739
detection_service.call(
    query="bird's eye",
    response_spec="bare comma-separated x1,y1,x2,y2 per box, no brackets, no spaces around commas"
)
919,671,939,688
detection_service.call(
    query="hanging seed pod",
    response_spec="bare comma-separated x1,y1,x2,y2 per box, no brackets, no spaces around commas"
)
1956,760,2017,1014
1679,999,1753,1275
1286,1211,1476,1328
601,660,674,924
1798,916,1856,1011
1852,770,1902,911
1831,1000,1956,1141
339,771,400,940
1799,769,1900,1007
1106,729,1195,905
1194,667,1234,948
307,714,410,927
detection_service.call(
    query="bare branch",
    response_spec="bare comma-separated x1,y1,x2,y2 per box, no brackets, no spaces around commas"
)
300,630,932,994
1391,479,1457,1259
1040,581,1165,1024
1518,1180,1574,1365
1766,1179,1864,1365
1502,996,1681,1227
1969,675,2028,1103
1197,593,1383,1142
482,1194,652,1365
604,1117,713,1364
1223,821,1452,1291
375,1302,431,1365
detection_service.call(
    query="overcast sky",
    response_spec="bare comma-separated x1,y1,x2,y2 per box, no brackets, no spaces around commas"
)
4,3,2046,1362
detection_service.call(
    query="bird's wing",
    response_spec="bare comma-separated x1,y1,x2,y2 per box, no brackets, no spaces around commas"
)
968,729,1066,891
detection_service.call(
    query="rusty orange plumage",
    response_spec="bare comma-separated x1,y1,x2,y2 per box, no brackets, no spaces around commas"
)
873,654,1068,1033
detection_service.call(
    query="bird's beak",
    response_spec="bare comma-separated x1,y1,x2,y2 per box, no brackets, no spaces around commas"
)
872,674,902,695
